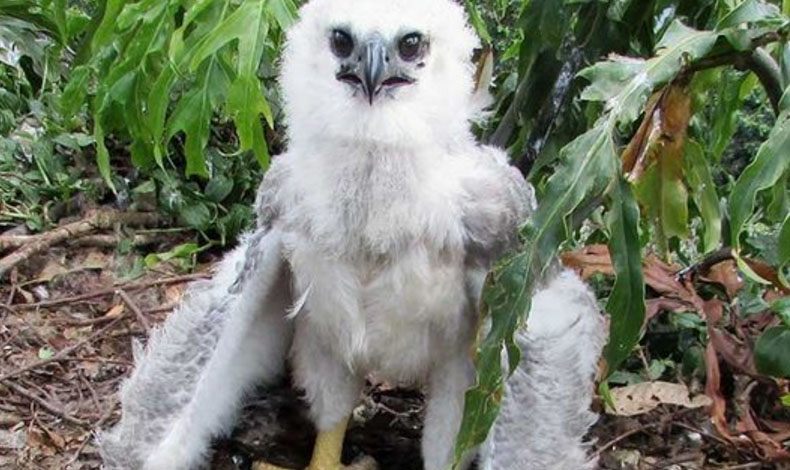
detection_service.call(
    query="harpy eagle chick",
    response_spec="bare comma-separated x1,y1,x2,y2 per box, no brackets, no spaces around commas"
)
99,0,605,469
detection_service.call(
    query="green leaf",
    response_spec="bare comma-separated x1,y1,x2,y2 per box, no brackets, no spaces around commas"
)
771,297,790,326
684,140,722,253
456,117,618,463
716,0,783,30
179,203,212,230
755,325,790,378
167,59,231,178
227,74,272,168
768,171,789,222
729,110,790,248
91,0,128,53
61,65,90,117
634,149,689,243
710,72,751,161
604,177,646,375
607,0,633,21
267,0,299,31
580,21,718,125
779,214,790,287
93,120,115,192
189,0,274,167
464,0,492,44
205,174,234,202
145,242,203,268
38,346,54,360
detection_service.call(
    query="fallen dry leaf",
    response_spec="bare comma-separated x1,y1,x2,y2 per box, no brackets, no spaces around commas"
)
607,381,712,416
35,259,69,284
701,260,744,299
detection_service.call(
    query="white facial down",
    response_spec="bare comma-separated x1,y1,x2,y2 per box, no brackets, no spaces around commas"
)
280,0,481,150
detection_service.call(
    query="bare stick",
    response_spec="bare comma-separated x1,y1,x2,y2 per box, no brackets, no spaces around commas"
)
0,211,160,279
14,273,209,310
3,380,89,427
118,290,150,334
0,314,128,383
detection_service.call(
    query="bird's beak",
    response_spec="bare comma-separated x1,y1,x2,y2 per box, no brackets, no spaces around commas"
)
336,36,415,106
362,39,387,105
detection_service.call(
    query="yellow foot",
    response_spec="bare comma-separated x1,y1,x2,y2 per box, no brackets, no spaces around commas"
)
252,416,378,470
252,456,378,470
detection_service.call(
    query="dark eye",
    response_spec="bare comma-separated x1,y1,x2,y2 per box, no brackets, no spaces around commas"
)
330,29,354,58
398,32,423,62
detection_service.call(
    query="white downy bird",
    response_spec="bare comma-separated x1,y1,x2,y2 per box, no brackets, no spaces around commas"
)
99,0,605,469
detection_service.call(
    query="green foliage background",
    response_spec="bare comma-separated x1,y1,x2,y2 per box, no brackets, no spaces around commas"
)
1,0,789,463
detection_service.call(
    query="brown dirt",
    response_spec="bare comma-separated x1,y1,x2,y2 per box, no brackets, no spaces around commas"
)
0,226,787,470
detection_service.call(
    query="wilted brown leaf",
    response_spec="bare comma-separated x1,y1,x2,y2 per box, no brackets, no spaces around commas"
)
561,244,614,279
701,260,744,299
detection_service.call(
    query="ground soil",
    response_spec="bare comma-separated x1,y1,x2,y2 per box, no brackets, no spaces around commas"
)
0,231,788,470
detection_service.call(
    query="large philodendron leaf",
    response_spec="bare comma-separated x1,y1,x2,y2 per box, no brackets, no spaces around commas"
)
729,109,790,249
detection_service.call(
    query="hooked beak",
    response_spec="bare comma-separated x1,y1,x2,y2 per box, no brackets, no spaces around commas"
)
336,37,415,105
362,39,387,105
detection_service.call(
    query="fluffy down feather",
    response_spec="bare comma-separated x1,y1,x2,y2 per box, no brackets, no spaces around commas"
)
100,0,604,469
478,270,606,470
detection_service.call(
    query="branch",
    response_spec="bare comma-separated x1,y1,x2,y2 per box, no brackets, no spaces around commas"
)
0,314,128,384
746,47,783,114
12,272,210,310
681,31,785,115
0,211,160,279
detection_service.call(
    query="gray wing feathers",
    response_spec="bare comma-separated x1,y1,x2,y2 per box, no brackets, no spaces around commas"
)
99,229,287,469
479,270,606,470
461,145,535,268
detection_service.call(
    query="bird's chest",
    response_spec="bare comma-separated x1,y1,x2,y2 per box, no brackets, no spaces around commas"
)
287,237,469,383
282,155,471,381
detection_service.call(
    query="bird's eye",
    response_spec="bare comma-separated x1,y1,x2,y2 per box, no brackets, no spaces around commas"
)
330,29,354,58
398,33,423,62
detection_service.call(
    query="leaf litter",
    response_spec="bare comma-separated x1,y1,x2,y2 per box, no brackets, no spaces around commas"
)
0,215,788,470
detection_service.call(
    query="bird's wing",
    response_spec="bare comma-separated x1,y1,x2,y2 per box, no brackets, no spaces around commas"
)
458,148,604,469
458,144,535,270
100,161,294,469
478,270,605,470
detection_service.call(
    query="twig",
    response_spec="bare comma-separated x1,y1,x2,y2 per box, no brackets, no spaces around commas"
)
592,422,662,457
0,314,128,383
69,233,167,249
118,290,150,333
0,235,36,252
718,464,763,470
3,380,89,427
677,247,735,279
13,273,209,310
0,211,160,279
66,398,119,466
747,47,783,115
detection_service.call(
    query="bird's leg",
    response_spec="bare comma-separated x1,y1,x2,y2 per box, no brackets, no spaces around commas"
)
422,355,476,470
253,415,377,470
308,415,349,470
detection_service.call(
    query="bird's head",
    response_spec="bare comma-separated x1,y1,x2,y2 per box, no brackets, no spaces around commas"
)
280,0,480,149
